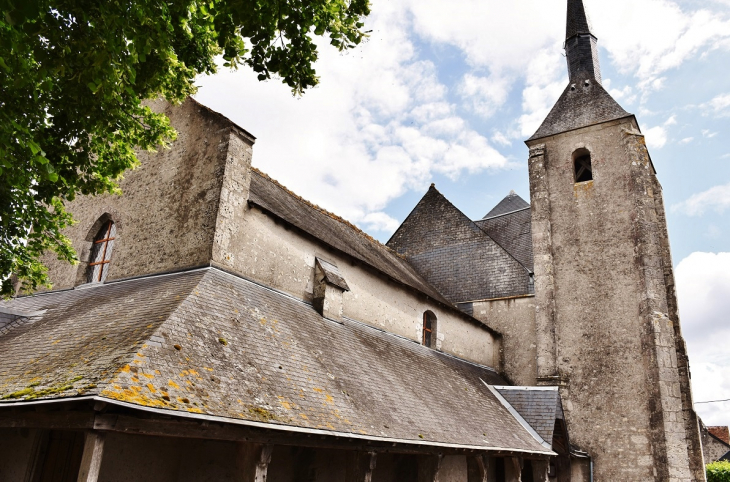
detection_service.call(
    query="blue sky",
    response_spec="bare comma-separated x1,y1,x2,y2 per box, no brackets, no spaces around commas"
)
195,0,730,426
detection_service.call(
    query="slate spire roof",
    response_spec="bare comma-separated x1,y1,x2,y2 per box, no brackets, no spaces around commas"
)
566,0,593,39
482,191,530,219
528,0,632,141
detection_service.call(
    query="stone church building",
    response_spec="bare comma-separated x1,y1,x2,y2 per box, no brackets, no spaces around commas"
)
0,1,709,481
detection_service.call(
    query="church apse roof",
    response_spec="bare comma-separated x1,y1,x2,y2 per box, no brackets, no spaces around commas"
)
0,268,552,455
387,186,533,303
476,192,533,272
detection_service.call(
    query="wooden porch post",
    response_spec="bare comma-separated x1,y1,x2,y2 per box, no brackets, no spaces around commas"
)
467,454,490,482
417,454,443,482
76,432,106,482
237,443,274,482
346,451,377,482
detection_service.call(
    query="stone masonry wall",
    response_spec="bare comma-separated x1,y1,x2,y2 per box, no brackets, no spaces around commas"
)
527,117,700,481
472,296,537,386
224,204,501,368
40,99,254,290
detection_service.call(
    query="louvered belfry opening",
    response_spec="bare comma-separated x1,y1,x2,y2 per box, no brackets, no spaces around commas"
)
574,149,593,183
422,311,437,347
87,220,116,283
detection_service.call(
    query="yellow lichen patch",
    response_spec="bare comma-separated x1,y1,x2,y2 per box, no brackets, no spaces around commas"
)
179,370,189,377
299,413,309,420
142,373,155,379
278,398,292,410
100,388,170,408
186,407,203,414
312,387,323,393
324,394,334,405
168,380,180,389
130,386,142,393
204,367,214,372
146,383,157,394
51,340,61,345
188,369,199,376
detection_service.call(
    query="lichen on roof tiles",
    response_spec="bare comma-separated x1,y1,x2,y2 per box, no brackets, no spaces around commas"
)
0,268,549,453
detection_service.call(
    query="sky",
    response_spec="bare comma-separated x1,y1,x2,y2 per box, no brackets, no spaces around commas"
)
195,0,730,427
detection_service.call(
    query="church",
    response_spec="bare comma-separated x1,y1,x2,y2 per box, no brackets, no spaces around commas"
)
0,1,708,481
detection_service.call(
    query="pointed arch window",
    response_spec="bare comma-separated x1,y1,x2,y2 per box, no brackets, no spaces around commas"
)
422,311,437,348
573,148,593,183
87,220,116,283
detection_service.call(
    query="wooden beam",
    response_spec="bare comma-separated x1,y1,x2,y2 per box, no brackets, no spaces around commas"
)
236,443,273,482
505,457,523,482
0,410,94,430
346,451,377,482
77,432,105,482
467,454,490,482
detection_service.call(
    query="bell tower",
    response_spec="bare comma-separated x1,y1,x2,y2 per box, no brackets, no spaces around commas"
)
525,0,705,480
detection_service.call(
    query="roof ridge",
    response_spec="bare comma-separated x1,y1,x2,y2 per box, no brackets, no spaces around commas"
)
250,168,407,261
481,206,531,221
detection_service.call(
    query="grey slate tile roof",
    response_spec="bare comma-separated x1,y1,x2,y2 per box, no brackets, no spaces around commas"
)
248,169,451,306
387,186,533,303
0,269,550,454
476,206,533,272
566,0,593,39
482,192,530,219
528,81,630,141
495,387,561,445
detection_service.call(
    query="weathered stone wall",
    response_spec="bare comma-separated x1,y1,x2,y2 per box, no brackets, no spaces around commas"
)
224,204,500,368
40,98,254,290
472,296,537,386
527,117,701,481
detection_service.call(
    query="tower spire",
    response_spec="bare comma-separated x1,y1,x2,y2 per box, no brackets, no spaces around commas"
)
565,0,601,84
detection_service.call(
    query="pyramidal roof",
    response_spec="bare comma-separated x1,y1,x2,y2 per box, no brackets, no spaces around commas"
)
528,81,630,141
483,191,530,219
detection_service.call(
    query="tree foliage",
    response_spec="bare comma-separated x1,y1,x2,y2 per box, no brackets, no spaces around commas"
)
708,461,730,482
0,0,370,296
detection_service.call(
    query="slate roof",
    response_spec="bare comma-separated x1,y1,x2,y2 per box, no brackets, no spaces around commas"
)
0,268,551,454
528,81,631,141
482,192,530,219
387,186,533,303
476,207,533,272
248,169,451,306
566,0,593,39
495,387,562,445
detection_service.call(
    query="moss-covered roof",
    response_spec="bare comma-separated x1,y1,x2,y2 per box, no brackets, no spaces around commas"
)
0,268,550,454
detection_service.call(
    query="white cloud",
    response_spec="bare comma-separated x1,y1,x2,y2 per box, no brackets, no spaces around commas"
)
458,74,511,119
195,0,509,227
704,93,730,117
591,1,730,89
360,212,401,233
679,137,694,144
676,252,730,425
672,182,730,216
491,132,512,147
645,126,669,149
703,129,718,138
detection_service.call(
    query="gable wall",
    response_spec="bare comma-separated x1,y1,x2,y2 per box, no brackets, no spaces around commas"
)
222,204,500,368
40,99,253,290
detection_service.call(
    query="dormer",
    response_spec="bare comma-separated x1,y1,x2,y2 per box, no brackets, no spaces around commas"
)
312,257,350,322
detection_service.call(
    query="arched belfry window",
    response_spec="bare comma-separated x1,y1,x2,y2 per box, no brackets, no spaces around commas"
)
87,220,116,283
573,148,593,183
422,311,437,348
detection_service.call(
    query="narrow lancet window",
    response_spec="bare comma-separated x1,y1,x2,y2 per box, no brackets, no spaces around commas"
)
87,220,116,283
422,311,437,348
574,149,593,183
